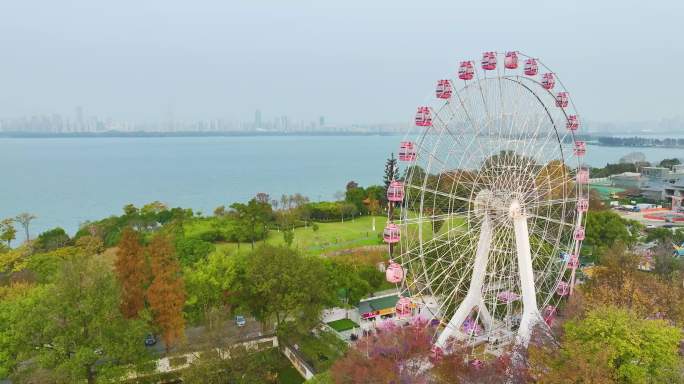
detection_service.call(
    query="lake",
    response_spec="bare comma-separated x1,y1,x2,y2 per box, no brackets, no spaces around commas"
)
1,135,682,239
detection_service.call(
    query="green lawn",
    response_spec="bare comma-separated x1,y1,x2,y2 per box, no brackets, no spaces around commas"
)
326,318,359,332
213,216,389,255
190,213,468,256
278,364,305,384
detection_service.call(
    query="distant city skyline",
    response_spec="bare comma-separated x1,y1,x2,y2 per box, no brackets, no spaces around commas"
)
0,1,682,126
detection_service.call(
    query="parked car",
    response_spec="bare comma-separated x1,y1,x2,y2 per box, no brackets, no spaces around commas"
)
144,334,157,346
235,315,246,327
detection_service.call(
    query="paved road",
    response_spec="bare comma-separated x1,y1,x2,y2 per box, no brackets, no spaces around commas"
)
146,316,264,355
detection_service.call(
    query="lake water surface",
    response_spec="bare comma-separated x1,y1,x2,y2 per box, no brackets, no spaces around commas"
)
1,136,682,239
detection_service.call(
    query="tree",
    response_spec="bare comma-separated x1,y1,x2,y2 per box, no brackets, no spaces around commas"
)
283,228,295,247
238,246,335,331
582,243,684,326
531,307,683,383
184,251,237,327
146,234,186,351
175,237,215,266
14,212,36,242
345,184,367,214
115,227,148,319
0,219,16,247
583,210,640,260
230,198,273,249
182,348,286,384
659,158,681,169
383,153,398,190
6,254,149,384
213,205,226,217
33,227,71,252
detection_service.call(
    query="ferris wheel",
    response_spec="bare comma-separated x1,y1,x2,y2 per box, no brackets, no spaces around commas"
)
383,51,588,353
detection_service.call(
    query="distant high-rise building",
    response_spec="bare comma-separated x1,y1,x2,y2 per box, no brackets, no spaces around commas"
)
254,109,262,129
75,106,84,131
319,116,325,127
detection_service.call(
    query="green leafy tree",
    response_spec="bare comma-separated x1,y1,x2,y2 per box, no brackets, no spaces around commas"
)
659,158,681,169
184,251,237,327
34,227,71,252
0,283,45,377
584,210,640,260
6,255,150,384
533,307,683,383
345,184,367,214
0,219,17,247
175,237,215,266
230,198,273,249
283,228,295,247
237,245,335,331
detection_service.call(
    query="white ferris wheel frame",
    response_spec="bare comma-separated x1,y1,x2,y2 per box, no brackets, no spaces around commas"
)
392,51,587,352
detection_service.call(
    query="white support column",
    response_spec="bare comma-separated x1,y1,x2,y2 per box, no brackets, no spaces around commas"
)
510,200,541,345
435,216,492,349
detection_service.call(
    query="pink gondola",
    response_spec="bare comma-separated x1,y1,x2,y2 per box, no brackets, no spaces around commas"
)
573,141,586,156
524,58,538,76
541,73,555,90
436,79,452,99
470,359,484,369
567,253,579,269
399,141,417,161
386,261,404,283
556,92,569,108
504,51,519,69
567,115,579,131
481,52,496,70
496,290,520,303
556,281,570,296
387,181,405,202
415,106,432,127
542,305,556,325
395,297,412,318
462,317,483,336
577,198,589,213
458,61,475,80
576,168,589,184
383,224,400,244
573,226,585,241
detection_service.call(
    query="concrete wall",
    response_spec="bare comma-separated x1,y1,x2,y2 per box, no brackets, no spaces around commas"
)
321,307,360,324
282,344,316,380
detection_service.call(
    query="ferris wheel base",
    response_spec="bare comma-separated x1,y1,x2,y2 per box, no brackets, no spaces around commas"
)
434,200,544,351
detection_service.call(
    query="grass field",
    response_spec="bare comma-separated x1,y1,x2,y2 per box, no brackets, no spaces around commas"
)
188,213,468,257
326,318,359,332
210,216,389,255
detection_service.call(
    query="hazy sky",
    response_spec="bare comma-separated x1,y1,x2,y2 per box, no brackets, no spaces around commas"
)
0,0,682,125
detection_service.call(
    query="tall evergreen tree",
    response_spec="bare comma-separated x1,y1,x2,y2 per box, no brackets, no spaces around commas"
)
146,234,186,351
114,227,147,318
383,153,398,190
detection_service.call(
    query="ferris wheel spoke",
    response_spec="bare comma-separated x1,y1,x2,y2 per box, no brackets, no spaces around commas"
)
406,183,473,205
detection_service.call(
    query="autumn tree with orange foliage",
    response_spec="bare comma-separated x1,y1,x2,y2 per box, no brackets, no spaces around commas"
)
582,243,684,326
114,227,147,318
146,234,186,351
